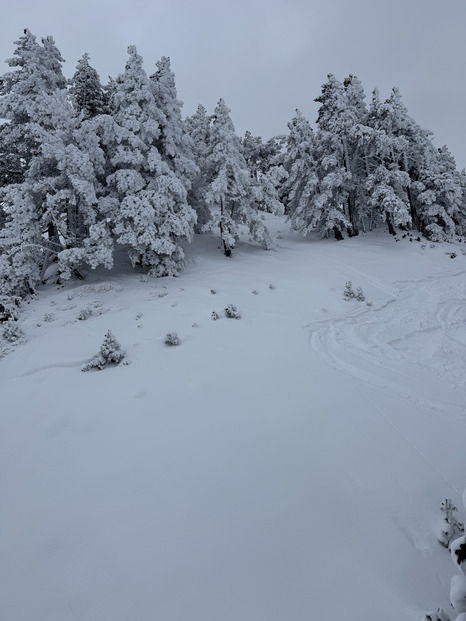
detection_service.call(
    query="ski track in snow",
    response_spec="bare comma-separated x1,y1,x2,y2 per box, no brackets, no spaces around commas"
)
307,266,466,420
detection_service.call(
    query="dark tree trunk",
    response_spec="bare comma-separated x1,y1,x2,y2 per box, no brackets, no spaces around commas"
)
219,197,232,256
386,214,396,236
333,226,344,241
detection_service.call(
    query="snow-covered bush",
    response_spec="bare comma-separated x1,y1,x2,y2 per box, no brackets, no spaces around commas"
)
82,330,126,371
1,319,23,343
211,310,221,321
224,304,241,319
164,332,180,346
343,281,366,302
436,499,465,548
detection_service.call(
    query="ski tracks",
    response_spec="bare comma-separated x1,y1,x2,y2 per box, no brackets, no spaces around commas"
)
306,267,466,418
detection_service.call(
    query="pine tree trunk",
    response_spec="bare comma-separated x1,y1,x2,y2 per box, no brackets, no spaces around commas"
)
386,213,396,235
219,197,232,257
333,226,344,241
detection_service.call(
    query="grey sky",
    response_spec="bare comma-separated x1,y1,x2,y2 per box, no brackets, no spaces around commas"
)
1,0,465,167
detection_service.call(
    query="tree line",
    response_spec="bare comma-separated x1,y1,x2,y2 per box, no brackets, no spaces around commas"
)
1,29,465,318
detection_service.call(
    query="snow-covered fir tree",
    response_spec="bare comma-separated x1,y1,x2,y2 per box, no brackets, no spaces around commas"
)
0,31,71,310
0,30,67,185
205,98,271,255
281,109,341,237
150,56,198,192
184,103,213,231
69,53,108,119
102,46,196,276
241,131,286,215
0,32,114,311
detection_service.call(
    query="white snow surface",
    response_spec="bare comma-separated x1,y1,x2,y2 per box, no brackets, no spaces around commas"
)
1,215,466,620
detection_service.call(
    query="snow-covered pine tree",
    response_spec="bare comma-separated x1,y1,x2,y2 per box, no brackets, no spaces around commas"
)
0,31,72,307
367,86,459,238
314,74,369,237
69,53,108,119
205,98,271,255
415,145,465,241
103,46,196,276
184,103,213,231
150,56,198,192
365,88,412,234
282,109,330,237
1,33,114,300
242,131,285,215
0,30,67,185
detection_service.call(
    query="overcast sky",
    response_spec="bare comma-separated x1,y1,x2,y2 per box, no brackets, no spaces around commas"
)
1,0,465,168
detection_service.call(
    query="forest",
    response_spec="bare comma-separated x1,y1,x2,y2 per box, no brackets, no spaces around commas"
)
1,29,465,320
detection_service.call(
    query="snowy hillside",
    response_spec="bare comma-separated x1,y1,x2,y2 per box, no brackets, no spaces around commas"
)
1,214,465,621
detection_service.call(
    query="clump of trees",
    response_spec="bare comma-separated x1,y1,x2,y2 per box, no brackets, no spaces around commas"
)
1,30,465,319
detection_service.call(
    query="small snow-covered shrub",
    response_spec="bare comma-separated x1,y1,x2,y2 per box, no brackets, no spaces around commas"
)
2,319,23,343
422,609,450,621
43,313,55,322
343,281,366,302
211,311,221,321
77,307,94,320
225,304,241,319
164,332,180,346
82,330,126,371
77,301,103,321
436,499,465,548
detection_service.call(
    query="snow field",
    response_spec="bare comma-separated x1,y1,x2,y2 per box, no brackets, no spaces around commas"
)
1,216,466,620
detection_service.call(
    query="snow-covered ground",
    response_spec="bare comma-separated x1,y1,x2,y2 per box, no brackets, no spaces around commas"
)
1,215,465,621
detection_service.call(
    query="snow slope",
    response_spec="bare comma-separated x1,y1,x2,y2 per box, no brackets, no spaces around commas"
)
1,215,465,621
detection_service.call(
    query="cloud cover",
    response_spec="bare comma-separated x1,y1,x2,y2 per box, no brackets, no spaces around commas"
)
1,0,465,167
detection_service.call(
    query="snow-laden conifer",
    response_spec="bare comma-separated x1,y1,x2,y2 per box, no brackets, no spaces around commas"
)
69,53,108,119
205,99,271,255
184,104,213,231
103,46,196,276
242,131,285,215
150,56,198,192
282,110,335,237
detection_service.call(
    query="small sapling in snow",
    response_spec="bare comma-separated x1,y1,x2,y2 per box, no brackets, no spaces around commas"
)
164,332,181,346
343,281,366,302
82,330,126,371
436,498,465,548
224,304,241,319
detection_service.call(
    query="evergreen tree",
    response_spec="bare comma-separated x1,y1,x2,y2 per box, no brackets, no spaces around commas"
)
415,145,464,240
102,46,196,276
314,74,370,237
242,131,285,215
205,99,271,255
150,56,198,191
1,35,113,299
282,110,325,235
184,103,213,231
0,30,71,305
0,29,67,185
69,53,108,119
